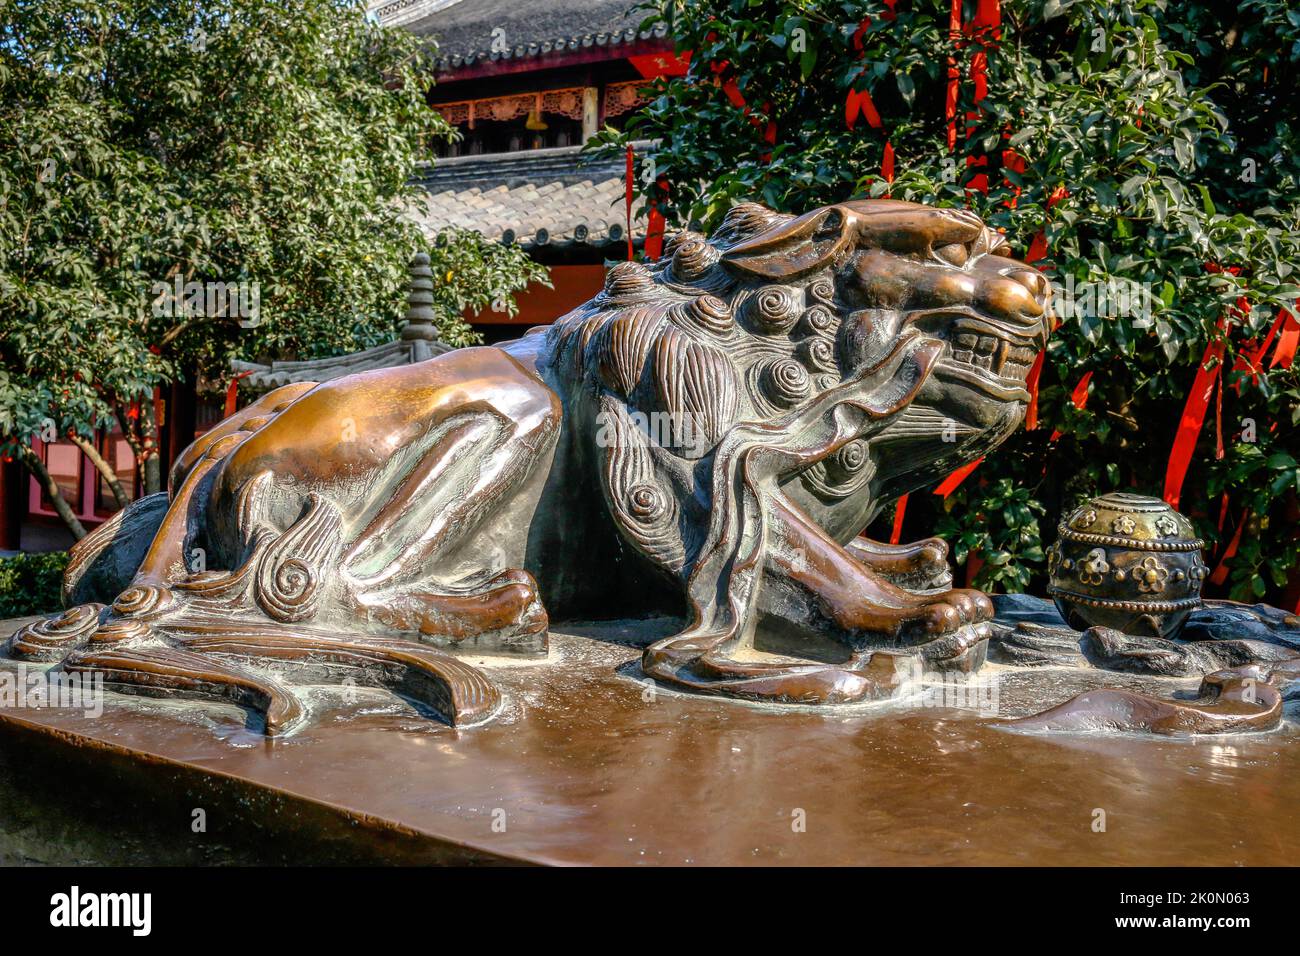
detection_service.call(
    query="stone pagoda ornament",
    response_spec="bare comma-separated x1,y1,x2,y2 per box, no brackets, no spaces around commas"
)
228,253,452,390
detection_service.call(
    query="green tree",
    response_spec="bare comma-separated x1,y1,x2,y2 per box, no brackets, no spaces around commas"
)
597,0,1300,603
0,0,545,536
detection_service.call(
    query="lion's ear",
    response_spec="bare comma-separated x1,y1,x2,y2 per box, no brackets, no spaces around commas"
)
721,205,853,281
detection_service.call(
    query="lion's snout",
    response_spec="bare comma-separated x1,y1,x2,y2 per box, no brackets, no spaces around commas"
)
974,266,1053,349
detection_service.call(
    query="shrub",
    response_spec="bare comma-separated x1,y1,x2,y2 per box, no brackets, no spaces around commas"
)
0,551,69,618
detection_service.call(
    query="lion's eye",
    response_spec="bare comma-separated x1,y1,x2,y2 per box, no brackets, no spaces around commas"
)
934,242,970,267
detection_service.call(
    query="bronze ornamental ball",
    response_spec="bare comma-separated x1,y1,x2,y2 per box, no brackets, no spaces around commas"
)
1046,492,1208,639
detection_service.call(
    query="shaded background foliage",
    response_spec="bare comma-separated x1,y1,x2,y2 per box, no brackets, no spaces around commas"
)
0,0,545,511
0,551,66,617
598,0,1300,603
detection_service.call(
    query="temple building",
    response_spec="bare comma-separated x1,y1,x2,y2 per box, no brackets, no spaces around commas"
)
397,0,685,340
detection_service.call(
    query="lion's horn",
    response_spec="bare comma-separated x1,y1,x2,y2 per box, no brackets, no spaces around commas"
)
720,205,854,280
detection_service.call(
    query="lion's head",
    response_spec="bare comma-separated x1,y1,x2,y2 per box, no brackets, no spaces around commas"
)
547,198,1051,525
716,199,1052,503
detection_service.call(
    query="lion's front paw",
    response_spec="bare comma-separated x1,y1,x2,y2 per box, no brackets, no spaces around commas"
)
846,535,953,592
897,587,994,640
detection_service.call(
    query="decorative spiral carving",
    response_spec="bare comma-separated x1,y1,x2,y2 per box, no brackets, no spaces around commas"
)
807,276,835,305
684,294,733,334
256,556,318,623
252,494,341,624
828,440,868,480
112,585,170,616
604,261,656,298
8,602,104,660
629,484,669,523
800,304,835,335
742,286,802,335
798,336,837,373
801,439,873,500
760,358,812,407
671,235,720,280
717,202,789,243
95,618,152,643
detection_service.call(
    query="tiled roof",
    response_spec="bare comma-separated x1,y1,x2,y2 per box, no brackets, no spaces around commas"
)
413,143,643,248
395,0,668,70
232,338,452,389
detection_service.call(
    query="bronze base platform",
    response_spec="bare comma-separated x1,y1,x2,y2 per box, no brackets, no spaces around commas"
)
3,617,1299,866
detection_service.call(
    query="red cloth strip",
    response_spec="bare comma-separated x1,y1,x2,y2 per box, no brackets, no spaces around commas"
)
624,144,634,261
1244,308,1287,371
934,457,984,497
646,205,666,261
890,492,909,545
224,370,253,418
1209,511,1247,587
1022,188,1069,424
945,0,961,151
1163,322,1227,511
1023,351,1045,429
1048,370,1092,441
1070,370,1093,407
1269,305,1298,369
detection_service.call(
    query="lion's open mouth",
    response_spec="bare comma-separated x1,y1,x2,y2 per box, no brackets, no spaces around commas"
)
910,309,1044,403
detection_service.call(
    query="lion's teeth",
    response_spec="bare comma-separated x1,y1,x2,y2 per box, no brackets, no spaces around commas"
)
992,339,1010,375
974,335,998,355
953,349,973,365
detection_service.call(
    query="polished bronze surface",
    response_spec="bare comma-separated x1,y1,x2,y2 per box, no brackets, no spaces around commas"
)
8,199,1056,727
8,199,1297,743
1048,493,1206,639
3,621,1300,866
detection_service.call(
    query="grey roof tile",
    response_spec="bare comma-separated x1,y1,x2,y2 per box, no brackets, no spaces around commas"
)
412,143,646,248
394,0,671,69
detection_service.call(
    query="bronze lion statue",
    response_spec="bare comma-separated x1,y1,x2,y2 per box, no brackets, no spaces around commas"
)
10,199,1051,732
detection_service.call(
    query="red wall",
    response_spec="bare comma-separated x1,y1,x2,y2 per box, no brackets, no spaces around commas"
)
468,264,606,329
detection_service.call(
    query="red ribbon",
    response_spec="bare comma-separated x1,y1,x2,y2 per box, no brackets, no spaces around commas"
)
845,16,894,188
1209,511,1247,587
1022,187,1068,428
224,370,253,418
1270,307,1299,368
625,144,634,261
934,457,984,498
1023,352,1046,430
1047,370,1092,442
890,492,909,545
713,57,776,147
844,87,883,130
646,205,666,261
1163,318,1228,511
945,0,961,150
963,0,1001,193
